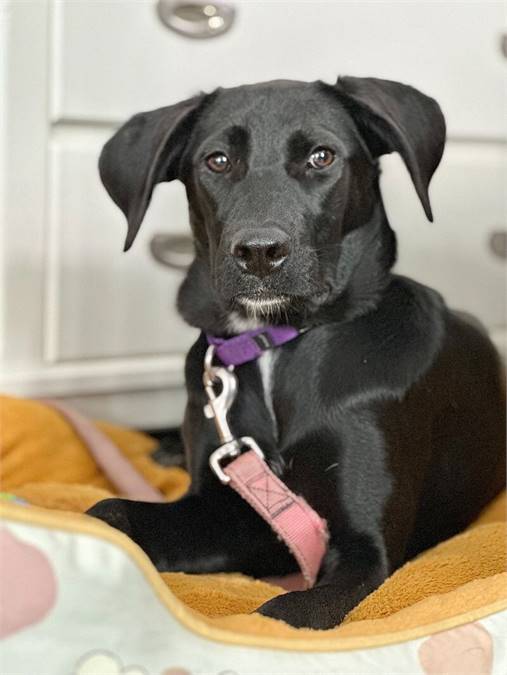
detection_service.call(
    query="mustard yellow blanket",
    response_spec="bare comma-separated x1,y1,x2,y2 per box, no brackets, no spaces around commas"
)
2,394,505,640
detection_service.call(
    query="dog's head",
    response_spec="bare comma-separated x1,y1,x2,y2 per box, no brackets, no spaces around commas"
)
99,77,445,327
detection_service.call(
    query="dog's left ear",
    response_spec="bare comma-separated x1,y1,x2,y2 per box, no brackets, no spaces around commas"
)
334,76,446,221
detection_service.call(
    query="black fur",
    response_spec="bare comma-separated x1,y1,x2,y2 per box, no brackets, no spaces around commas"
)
88,77,505,629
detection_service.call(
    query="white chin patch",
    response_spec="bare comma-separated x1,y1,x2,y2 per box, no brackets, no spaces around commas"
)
227,312,265,333
226,297,290,333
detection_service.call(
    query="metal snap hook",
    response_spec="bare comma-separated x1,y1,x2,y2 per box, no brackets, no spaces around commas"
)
202,345,265,483
203,346,238,445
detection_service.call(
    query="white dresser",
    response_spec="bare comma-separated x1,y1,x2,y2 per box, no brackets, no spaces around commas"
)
1,0,505,428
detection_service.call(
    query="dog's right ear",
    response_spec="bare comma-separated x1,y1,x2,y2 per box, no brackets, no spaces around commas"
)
99,95,205,251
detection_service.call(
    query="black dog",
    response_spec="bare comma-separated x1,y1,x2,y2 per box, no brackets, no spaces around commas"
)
88,76,506,629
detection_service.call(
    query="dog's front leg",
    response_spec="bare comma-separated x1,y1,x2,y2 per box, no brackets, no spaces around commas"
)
257,537,388,630
87,489,295,576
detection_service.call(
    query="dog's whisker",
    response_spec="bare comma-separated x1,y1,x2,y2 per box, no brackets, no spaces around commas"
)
238,295,292,323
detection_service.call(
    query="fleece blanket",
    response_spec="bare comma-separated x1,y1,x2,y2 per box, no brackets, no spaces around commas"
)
1,394,506,645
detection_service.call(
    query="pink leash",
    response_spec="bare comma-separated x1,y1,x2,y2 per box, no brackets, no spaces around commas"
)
40,399,165,503
204,345,329,589
224,450,328,588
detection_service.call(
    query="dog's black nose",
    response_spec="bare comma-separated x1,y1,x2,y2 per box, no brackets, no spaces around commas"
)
231,229,290,278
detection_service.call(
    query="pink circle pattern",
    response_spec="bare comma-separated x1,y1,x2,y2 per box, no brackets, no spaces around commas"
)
0,527,57,639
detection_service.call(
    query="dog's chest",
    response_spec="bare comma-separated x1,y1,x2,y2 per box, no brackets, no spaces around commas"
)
257,350,278,435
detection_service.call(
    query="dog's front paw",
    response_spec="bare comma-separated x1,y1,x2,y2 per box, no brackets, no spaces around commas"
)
86,498,134,538
257,589,340,630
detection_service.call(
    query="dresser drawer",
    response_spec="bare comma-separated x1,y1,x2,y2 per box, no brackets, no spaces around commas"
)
52,0,505,138
47,129,197,362
386,142,506,330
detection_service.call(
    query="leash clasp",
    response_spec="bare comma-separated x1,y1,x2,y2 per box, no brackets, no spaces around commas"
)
209,436,264,484
203,345,238,446
203,345,264,483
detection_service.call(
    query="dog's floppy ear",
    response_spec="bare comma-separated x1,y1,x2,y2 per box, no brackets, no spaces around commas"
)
334,76,446,221
99,95,205,251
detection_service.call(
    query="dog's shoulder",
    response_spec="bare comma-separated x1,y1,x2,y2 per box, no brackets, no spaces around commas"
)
293,275,448,402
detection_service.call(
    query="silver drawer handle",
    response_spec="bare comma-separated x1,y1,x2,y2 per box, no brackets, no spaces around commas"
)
489,230,507,261
157,1,235,39
150,233,194,270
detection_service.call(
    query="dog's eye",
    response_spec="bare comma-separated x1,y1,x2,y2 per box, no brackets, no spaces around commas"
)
307,147,335,170
205,152,230,173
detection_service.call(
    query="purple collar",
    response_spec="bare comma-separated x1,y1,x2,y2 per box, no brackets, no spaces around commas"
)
206,326,300,367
